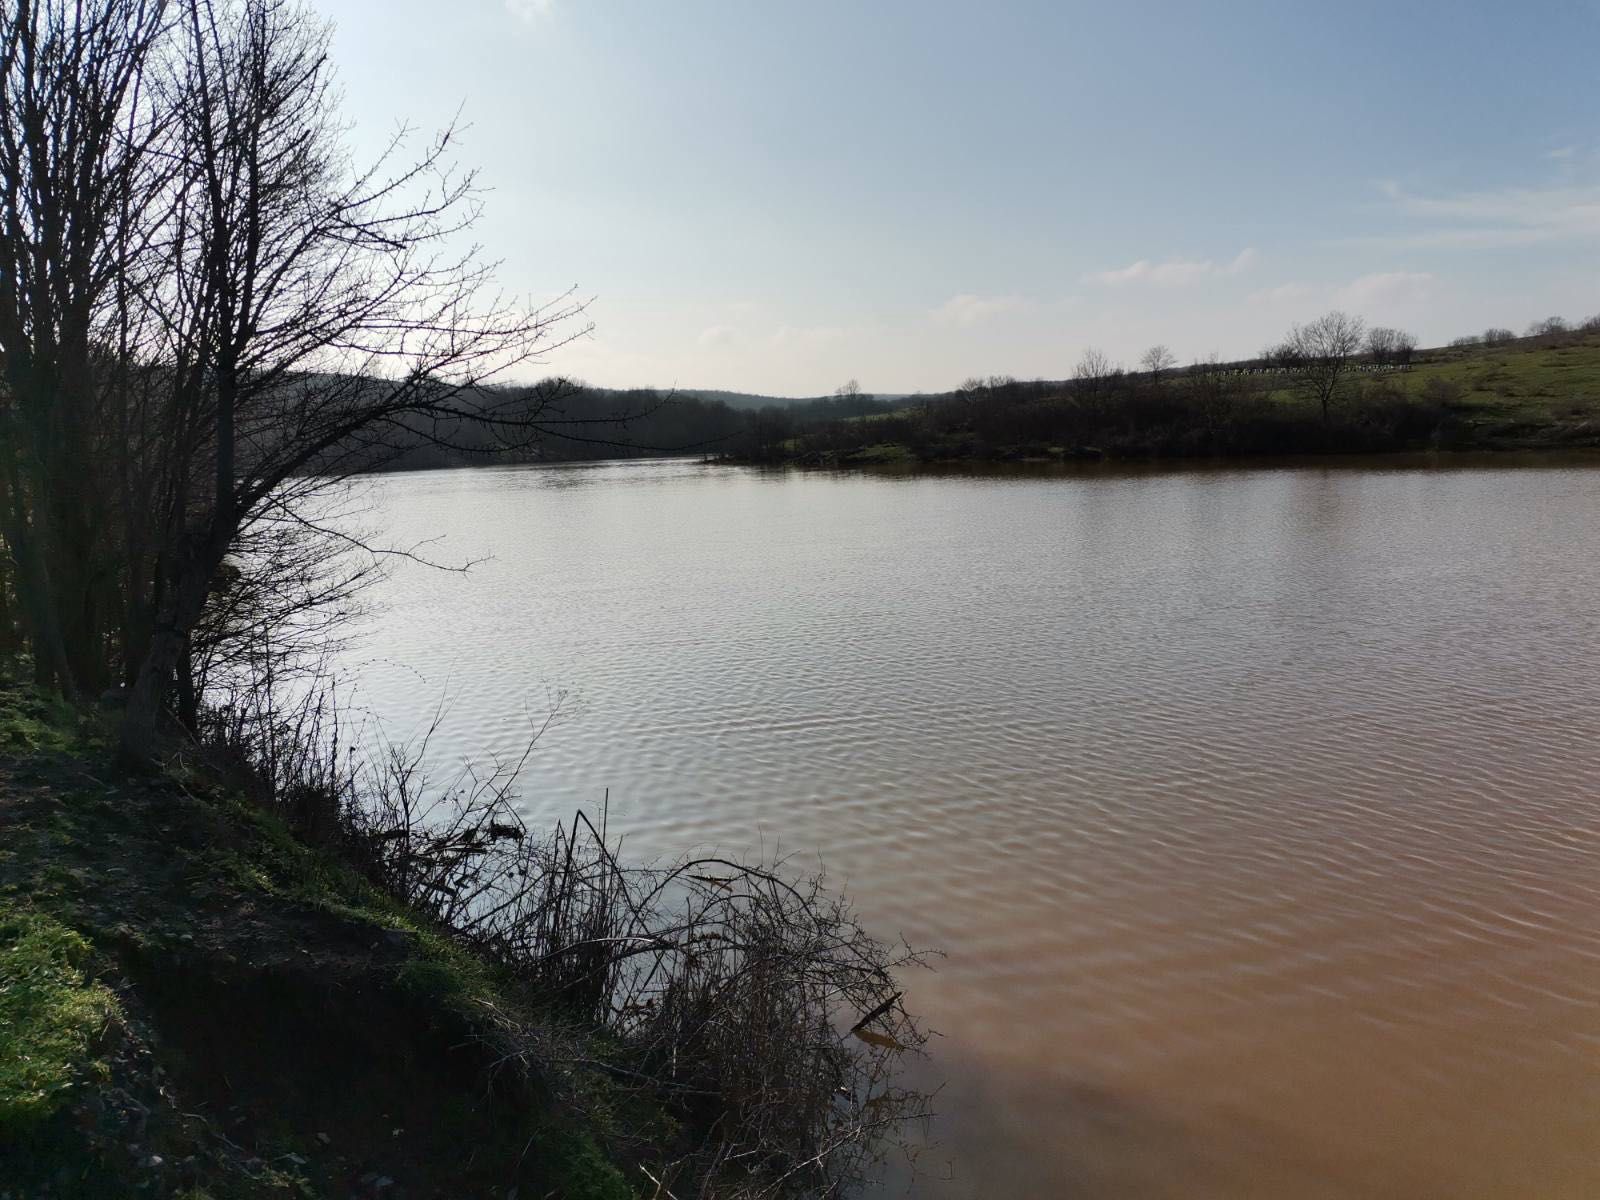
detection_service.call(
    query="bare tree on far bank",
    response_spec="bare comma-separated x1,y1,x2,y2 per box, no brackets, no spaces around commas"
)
1274,311,1366,422
1365,327,1418,368
1140,344,1176,380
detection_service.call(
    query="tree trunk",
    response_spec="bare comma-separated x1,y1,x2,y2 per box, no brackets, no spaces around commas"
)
119,556,215,764
175,633,199,738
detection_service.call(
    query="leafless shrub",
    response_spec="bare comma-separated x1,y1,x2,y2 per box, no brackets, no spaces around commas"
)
343,720,933,1196
200,685,935,1198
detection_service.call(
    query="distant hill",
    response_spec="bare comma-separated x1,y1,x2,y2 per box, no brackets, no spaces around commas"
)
731,329,1600,466
665,388,913,411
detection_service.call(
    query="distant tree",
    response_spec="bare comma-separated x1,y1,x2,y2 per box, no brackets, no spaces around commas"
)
1071,349,1122,425
955,376,988,411
1482,327,1515,345
1365,327,1418,368
1140,344,1176,380
1185,354,1240,433
1527,316,1569,337
1275,311,1366,422
1579,314,1600,334
744,405,794,462
1366,327,1400,365
1073,348,1118,384
1450,334,1483,348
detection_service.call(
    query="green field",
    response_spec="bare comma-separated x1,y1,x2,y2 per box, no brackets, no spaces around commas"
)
1397,333,1600,442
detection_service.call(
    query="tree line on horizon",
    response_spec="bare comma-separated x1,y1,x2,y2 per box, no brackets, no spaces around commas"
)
732,311,1600,466
370,307,1600,472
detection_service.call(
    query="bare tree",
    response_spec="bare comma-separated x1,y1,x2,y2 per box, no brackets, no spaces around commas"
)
0,0,171,695
1366,327,1418,368
1527,316,1569,337
1140,344,1176,380
1071,347,1121,423
1482,327,1515,345
1074,347,1117,383
0,0,593,758
1275,311,1366,422
1365,327,1399,365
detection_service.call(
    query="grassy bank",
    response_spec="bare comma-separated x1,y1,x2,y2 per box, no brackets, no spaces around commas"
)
0,676,926,1199
736,332,1600,468
0,679,641,1198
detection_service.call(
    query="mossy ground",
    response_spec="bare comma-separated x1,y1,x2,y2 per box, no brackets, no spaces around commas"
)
0,908,117,1130
0,677,635,1199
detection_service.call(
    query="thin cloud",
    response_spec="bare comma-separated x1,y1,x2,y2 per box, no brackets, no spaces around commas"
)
1359,179,1600,249
769,324,847,350
1087,247,1257,287
1545,146,1578,160
930,293,1027,326
1247,281,1316,306
1334,271,1434,309
1246,272,1432,314
506,0,555,24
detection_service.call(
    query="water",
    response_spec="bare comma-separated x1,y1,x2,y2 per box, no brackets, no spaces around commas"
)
342,455,1600,1198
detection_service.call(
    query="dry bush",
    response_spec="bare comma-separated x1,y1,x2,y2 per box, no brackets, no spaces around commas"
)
200,689,934,1198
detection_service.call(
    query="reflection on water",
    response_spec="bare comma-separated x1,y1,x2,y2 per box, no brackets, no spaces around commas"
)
344,455,1600,1199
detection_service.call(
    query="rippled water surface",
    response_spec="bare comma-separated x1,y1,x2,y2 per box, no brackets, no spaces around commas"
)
345,456,1600,1198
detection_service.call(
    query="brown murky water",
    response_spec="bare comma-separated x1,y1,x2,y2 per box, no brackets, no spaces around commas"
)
347,455,1600,1198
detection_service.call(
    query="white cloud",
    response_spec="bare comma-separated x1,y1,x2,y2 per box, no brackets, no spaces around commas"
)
1246,281,1316,307
1546,146,1578,160
1086,247,1257,287
769,324,847,350
697,324,737,348
1225,247,1259,274
506,0,554,24
1333,270,1434,310
1362,179,1600,249
930,293,1027,326
1246,272,1433,321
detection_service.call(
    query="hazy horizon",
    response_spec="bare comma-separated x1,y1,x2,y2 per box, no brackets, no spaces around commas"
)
320,0,1598,395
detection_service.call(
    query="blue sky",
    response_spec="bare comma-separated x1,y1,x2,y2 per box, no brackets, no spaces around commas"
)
320,0,1599,394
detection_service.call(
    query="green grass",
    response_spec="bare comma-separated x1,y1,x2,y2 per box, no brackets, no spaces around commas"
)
0,677,641,1198
843,441,916,464
1402,334,1600,426
0,676,81,755
0,905,118,1131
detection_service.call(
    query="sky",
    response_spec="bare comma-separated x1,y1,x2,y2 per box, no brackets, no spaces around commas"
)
318,0,1600,396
